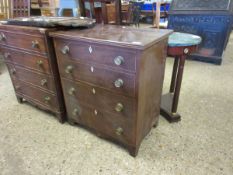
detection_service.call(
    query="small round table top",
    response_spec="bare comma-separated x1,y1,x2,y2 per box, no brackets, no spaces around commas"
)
168,32,202,47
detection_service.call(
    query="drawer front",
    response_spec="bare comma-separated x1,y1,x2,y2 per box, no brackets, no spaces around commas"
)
0,30,47,54
55,39,136,72
7,64,55,93
58,59,135,97
62,78,135,119
13,79,59,111
66,98,135,144
1,47,51,74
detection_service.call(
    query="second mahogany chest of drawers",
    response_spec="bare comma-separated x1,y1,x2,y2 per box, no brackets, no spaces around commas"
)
51,25,172,156
0,24,65,122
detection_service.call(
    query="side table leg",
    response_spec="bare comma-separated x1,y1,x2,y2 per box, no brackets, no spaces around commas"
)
169,56,179,93
171,55,186,116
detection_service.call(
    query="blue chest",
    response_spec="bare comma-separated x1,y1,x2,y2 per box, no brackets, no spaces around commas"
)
168,0,233,65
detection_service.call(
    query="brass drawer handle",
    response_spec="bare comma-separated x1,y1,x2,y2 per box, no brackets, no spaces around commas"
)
37,60,43,66
41,79,47,86
44,96,51,104
10,68,16,74
4,52,10,59
32,40,39,48
115,127,123,136
0,32,6,41
68,87,76,95
72,108,80,116
114,56,124,66
61,45,69,54
65,65,73,74
114,78,124,88
115,103,124,112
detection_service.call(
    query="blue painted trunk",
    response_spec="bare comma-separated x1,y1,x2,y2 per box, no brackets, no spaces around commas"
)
168,0,233,65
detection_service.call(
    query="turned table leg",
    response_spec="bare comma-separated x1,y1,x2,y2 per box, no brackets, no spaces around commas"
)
171,55,186,115
169,56,179,93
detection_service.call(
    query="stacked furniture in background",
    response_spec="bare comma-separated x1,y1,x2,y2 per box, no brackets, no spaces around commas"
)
12,0,30,17
0,24,66,122
50,25,172,156
0,0,11,19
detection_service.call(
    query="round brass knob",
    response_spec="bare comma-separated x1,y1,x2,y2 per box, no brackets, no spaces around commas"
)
41,79,47,86
68,87,76,95
115,127,123,136
32,40,39,48
4,52,10,59
65,65,73,74
72,108,80,116
115,103,124,112
114,56,124,66
10,68,16,74
44,96,51,104
0,33,6,41
37,60,43,66
61,45,69,54
114,78,124,88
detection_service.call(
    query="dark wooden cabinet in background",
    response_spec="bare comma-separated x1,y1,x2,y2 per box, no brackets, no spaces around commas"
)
50,25,172,156
0,24,66,122
12,0,30,17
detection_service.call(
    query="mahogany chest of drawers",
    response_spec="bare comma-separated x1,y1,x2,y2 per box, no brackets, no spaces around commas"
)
0,24,65,123
51,25,172,156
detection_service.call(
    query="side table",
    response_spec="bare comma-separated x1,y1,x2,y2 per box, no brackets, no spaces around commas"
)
160,32,202,122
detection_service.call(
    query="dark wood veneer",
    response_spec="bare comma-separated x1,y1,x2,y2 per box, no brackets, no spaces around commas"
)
51,25,172,156
0,24,66,123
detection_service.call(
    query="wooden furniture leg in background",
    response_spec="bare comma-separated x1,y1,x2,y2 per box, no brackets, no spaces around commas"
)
169,56,179,93
155,2,161,28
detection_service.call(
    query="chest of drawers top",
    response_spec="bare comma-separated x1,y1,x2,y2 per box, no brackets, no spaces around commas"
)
50,25,172,50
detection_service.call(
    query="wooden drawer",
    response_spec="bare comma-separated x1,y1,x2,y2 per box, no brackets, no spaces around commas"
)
62,78,135,119
7,63,55,93
1,47,51,75
13,79,59,111
58,59,135,97
0,30,47,54
66,98,135,145
55,39,136,72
